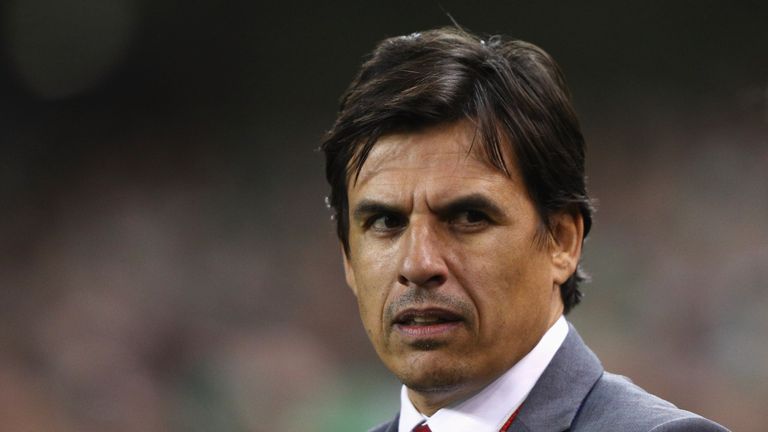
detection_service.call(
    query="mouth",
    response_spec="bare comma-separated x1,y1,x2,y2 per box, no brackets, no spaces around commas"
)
392,308,464,339
394,308,463,325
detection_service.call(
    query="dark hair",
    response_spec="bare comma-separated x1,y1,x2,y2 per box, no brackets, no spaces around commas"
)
321,27,593,314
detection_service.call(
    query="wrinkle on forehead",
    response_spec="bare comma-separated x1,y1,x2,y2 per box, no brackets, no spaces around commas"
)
353,121,514,190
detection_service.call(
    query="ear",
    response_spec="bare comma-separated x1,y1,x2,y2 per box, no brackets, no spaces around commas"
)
549,211,584,286
342,245,359,297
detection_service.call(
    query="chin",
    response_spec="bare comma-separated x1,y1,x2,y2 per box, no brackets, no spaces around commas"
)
392,355,472,394
400,374,467,395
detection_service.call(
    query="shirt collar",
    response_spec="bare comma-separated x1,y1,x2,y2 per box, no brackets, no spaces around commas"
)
398,316,569,432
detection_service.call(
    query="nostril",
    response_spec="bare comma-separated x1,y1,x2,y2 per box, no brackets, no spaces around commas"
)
397,273,446,288
425,274,446,287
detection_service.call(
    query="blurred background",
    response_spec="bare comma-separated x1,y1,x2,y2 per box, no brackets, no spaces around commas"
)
0,1,766,431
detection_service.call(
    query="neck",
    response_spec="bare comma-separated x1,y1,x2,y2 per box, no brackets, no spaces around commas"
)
407,381,487,416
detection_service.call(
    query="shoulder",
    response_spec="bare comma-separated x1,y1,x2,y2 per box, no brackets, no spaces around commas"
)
367,415,398,432
572,372,730,431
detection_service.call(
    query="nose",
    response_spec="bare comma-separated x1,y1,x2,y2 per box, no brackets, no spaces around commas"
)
397,220,448,289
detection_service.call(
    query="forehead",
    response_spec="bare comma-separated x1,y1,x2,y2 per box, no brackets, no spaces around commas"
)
351,121,518,191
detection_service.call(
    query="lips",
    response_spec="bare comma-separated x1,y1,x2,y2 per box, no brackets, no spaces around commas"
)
392,308,464,341
394,308,463,326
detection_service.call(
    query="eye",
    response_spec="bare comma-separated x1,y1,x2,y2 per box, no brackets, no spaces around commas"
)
368,213,407,232
450,210,490,230
462,210,487,223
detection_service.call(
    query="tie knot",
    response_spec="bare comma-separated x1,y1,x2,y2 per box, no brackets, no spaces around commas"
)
412,423,432,432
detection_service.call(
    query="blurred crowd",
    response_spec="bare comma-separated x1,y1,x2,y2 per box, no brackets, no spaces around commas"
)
1,1,765,431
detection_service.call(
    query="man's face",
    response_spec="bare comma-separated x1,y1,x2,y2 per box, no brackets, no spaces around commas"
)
342,121,567,407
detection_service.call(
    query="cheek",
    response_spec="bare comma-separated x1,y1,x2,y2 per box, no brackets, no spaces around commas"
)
351,245,398,329
356,300,377,340
465,243,551,325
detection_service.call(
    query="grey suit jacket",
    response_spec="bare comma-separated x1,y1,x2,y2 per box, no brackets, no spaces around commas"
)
369,324,729,432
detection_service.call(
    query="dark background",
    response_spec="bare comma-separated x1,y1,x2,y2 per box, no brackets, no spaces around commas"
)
1,1,766,431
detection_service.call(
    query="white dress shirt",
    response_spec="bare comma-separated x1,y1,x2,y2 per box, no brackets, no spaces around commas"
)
398,316,569,432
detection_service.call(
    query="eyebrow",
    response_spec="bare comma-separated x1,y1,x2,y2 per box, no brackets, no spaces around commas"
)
433,193,506,219
352,200,404,221
351,193,506,221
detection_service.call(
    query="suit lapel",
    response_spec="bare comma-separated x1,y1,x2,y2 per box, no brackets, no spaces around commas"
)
382,413,399,432
507,323,604,432
366,411,399,432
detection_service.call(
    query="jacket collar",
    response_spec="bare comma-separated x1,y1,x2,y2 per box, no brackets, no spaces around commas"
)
507,322,604,432
379,414,399,432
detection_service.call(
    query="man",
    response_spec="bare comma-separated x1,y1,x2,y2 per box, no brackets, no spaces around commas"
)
321,27,729,432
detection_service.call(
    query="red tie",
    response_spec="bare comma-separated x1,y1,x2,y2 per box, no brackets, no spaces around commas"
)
412,423,431,432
